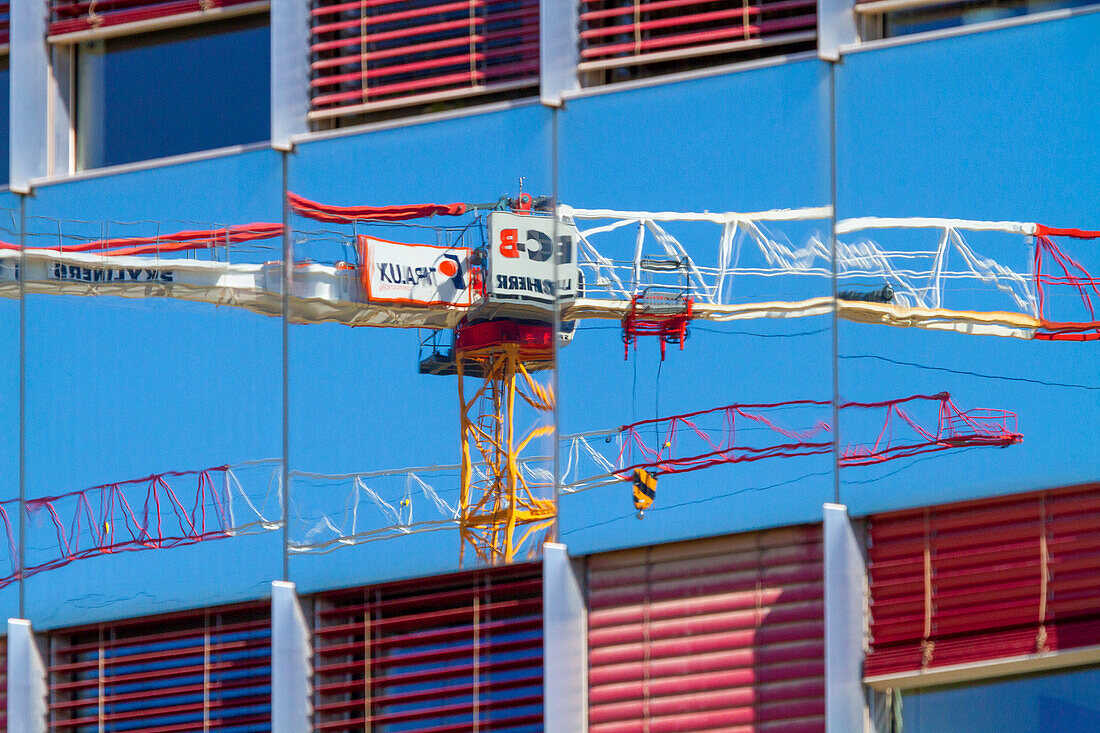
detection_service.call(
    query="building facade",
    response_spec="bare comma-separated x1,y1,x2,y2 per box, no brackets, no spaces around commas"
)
0,0,1098,729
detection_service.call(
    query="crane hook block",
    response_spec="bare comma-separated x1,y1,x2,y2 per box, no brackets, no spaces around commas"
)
632,468,657,516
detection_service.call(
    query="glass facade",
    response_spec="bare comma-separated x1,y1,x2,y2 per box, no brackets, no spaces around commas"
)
0,4,1098,730
900,666,1100,732
74,16,270,170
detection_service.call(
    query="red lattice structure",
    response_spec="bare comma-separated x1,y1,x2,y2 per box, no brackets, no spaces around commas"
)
622,289,694,360
613,393,1021,479
1,463,277,588
1033,225,1100,341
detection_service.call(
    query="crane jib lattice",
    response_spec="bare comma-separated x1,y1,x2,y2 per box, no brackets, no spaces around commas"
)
0,461,281,588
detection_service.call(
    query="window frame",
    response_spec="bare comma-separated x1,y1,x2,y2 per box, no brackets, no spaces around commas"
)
45,2,271,176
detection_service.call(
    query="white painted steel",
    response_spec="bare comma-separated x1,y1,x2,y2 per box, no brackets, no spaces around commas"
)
11,0,51,190
272,582,313,733
818,0,858,59
824,504,869,733
837,217,1035,235
543,543,588,733
270,0,309,147
540,0,579,105
7,619,47,733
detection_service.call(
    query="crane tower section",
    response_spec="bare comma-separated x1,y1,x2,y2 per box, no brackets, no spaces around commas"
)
449,203,580,564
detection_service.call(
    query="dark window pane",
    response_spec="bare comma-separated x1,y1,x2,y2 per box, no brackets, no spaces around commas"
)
902,665,1100,733
883,0,1095,37
0,59,9,185
76,16,270,170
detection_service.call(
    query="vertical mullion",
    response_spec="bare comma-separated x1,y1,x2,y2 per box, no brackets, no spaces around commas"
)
203,610,212,732
97,627,105,733
473,581,481,733
365,589,374,733
359,0,369,103
468,0,478,88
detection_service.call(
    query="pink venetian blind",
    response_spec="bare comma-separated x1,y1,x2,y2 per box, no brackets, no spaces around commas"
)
312,563,544,732
309,0,540,121
588,526,826,732
48,602,272,732
48,0,264,38
866,484,1100,680
578,0,817,77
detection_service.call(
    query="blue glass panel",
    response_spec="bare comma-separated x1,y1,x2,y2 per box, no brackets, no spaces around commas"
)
76,17,270,170
902,665,1100,732
0,60,9,185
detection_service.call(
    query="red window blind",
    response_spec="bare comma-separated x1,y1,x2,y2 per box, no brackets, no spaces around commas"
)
47,0,264,38
308,0,540,121
48,602,272,732
312,563,544,732
866,484,1100,679
578,0,817,77
0,3,9,45
588,526,826,733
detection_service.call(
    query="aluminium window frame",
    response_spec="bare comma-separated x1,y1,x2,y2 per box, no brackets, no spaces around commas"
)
45,1,271,177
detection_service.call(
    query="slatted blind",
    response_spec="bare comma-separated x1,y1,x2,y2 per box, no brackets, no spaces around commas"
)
48,602,272,732
48,0,264,38
312,563,544,732
866,484,1100,679
588,525,826,733
578,0,818,79
308,0,540,122
0,3,9,46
